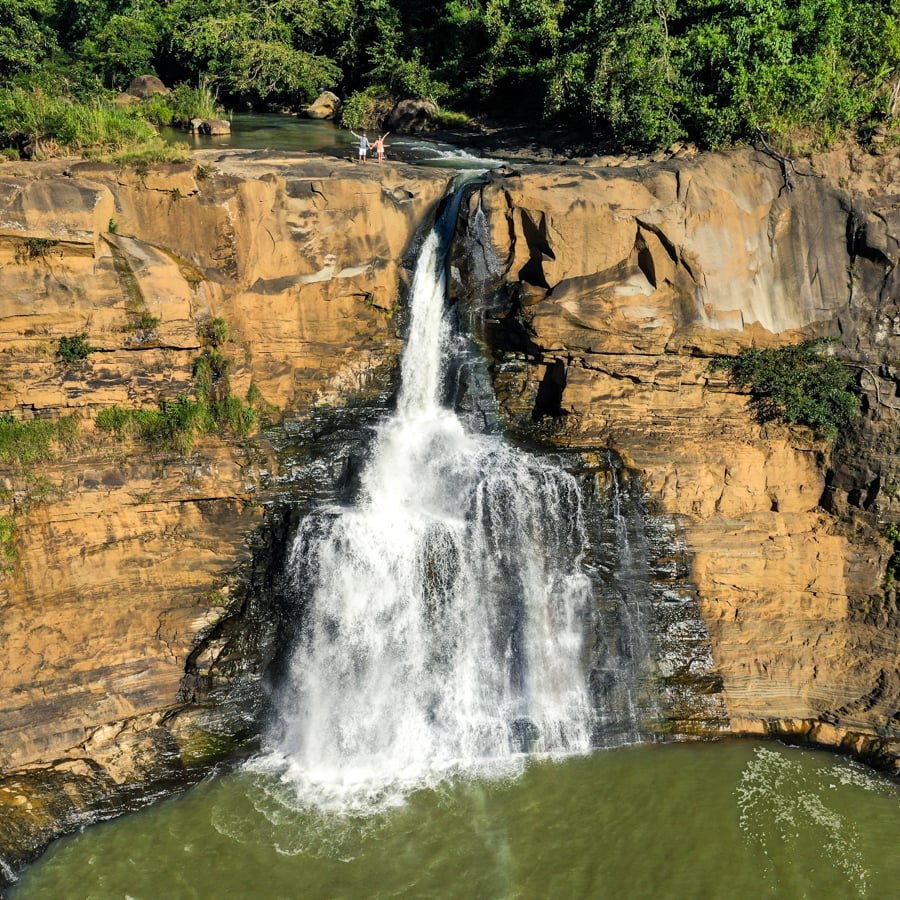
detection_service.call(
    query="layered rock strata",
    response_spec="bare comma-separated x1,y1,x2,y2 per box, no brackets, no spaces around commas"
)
451,147,899,768
2,143,898,881
0,152,450,875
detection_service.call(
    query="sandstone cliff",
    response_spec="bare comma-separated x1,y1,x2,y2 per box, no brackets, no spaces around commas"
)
1,144,898,881
451,146,899,767
0,152,450,874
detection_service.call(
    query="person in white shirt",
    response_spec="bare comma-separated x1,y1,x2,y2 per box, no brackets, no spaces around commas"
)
350,131,370,162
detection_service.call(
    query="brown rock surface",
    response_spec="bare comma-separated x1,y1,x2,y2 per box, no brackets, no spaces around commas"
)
453,147,899,768
125,75,168,99
0,152,451,875
303,91,340,120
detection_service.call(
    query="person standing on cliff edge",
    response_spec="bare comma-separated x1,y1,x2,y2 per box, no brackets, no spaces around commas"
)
350,130,370,162
372,132,389,164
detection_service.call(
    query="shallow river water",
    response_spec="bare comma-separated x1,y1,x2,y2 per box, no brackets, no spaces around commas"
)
11,741,898,899
162,113,502,168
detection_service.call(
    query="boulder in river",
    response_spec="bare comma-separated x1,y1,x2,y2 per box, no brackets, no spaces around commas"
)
190,118,231,135
387,98,438,132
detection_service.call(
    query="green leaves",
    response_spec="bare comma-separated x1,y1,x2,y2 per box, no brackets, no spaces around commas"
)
0,87,156,158
174,0,342,103
56,333,94,363
673,0,899,147
2,0,898,148
0,0,57,79
711,339,860,440
0,414,78,467
85,13,159,89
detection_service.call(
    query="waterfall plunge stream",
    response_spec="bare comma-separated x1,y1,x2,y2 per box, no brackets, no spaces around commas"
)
262,188,599,813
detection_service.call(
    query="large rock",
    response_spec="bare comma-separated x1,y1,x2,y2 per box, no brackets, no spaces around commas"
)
303,90,340,119
189,117,230,135
451,146,900,769
125,74,168,99
387,98,438,132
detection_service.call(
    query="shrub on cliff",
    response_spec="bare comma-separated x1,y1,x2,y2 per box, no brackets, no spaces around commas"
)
710,339,859,439
55,333,93,363
96,344,256,453
0,414,78,467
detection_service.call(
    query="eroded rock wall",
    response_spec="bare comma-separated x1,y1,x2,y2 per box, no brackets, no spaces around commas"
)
0,152,450,874
2,143,898,881
451,147,899,767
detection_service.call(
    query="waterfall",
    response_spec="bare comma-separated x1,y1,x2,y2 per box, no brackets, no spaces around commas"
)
262,187,598,813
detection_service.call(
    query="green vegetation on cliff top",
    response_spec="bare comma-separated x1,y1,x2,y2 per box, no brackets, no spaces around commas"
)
0,0,897,155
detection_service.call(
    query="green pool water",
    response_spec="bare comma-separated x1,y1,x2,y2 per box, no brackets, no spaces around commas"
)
11,740,898,899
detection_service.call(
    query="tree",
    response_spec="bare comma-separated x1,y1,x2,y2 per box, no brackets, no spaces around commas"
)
0,0,56,79
172,0,343,103
82,13,160,88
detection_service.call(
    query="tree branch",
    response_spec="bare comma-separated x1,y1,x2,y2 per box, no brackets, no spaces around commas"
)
753,130,822,196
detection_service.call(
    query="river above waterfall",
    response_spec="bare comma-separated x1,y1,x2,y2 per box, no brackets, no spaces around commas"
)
11,741,899,899
161,114,503,168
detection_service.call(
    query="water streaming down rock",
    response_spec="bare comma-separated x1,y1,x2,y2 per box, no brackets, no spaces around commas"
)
259,186,730,813
260,189,606,811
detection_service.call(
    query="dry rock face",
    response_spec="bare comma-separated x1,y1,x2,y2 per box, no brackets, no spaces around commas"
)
451,147,899,768
0,152,449,875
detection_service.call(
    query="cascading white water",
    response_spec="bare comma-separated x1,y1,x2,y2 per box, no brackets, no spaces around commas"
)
264,192,595,813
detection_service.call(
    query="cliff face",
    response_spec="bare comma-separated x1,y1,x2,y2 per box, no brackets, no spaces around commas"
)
451,146,899,766
1,144,898,880
0,153,450,873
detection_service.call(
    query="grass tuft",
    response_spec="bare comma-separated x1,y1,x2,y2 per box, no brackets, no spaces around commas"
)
96,337,256,454
0,414,79,467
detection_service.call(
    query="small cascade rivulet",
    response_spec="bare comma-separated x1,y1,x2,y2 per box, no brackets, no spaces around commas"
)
258,185,719,812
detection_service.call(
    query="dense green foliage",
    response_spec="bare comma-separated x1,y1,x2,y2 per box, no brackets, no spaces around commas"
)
56,333,93,363
0,88,159,157
710,339,860,439
0,0,898,150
